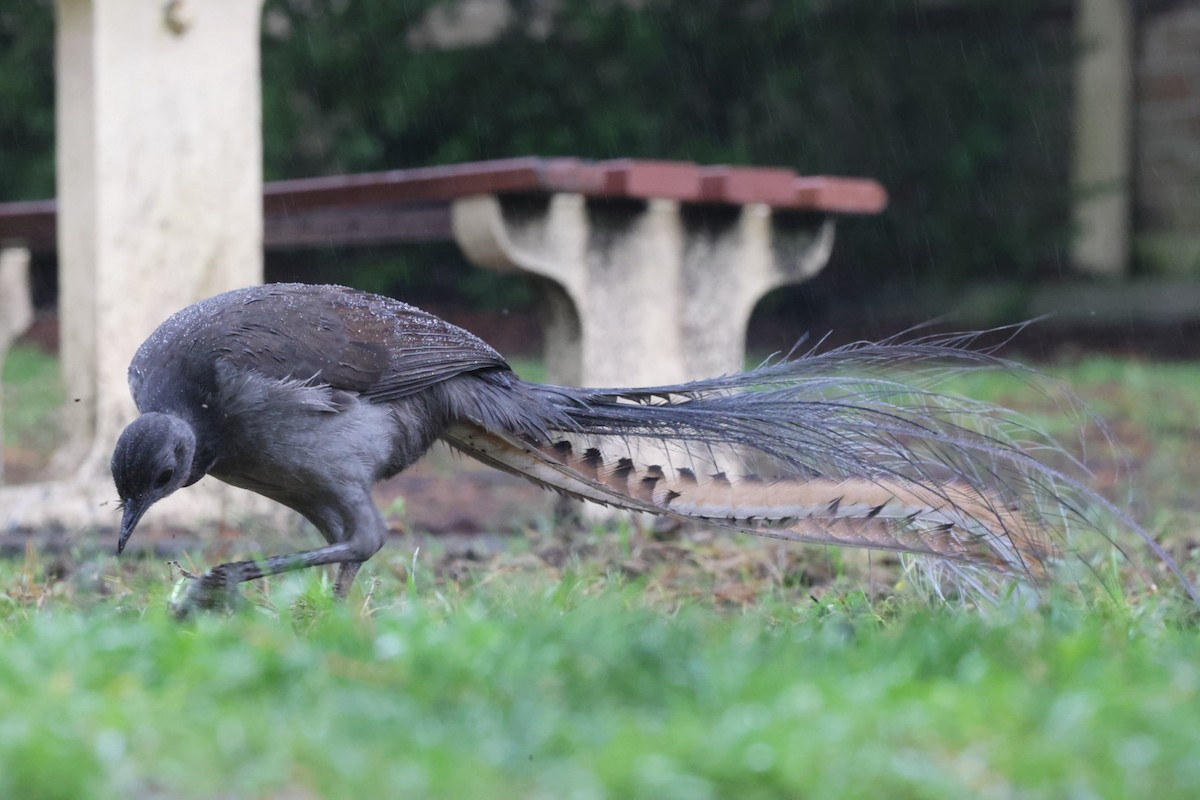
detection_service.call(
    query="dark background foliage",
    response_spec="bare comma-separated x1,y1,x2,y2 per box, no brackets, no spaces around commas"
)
0,0,55,205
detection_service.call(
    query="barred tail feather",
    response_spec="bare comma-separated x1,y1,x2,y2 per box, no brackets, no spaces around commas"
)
443,325,1196,603
441,424,1050,587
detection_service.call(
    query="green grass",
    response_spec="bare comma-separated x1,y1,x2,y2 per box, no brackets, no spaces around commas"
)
1,560,1198,800
2,343,61,436
5,345,1200,797
2,342,63,480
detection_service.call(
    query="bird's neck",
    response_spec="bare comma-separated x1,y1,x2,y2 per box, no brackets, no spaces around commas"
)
171,411,219,487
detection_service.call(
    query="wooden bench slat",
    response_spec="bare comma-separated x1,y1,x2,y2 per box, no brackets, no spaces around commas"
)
0,200,56,251
263,157,553,212
698,166,797,205
793,176,888,215
595,160,703,200
263,203,454,248
0,158,888,252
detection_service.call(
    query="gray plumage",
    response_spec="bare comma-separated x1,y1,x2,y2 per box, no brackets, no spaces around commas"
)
110,283,1194,615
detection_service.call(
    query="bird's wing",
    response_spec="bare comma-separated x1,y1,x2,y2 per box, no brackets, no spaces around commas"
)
214,283,512,402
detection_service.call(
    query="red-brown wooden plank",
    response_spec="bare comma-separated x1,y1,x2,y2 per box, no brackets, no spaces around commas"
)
0,199,57,251
264,203,454,248
698,166,797,205
792,177,888,214
595,160,703,200
264,157,562,213
536,158,608,194
0,159,888,255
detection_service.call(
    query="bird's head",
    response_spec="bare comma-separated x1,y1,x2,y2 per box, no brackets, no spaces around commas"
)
110,412,197,555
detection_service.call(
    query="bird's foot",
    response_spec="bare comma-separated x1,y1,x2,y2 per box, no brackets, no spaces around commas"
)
168,569,243,620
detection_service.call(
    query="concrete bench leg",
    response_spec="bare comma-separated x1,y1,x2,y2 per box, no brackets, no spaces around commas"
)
453,192,836,525
0,0,274,534
0,246,35,487
453,193,835,387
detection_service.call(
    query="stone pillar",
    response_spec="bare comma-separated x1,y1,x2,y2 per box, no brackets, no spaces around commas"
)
452,193,834,387
1071,0,1134,277
0,247,35,486
1,0,267,531
453,192,835,524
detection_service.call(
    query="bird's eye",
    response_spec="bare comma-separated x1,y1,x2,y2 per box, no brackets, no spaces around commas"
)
155,469,175,489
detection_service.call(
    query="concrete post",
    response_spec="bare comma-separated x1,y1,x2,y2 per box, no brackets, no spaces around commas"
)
452,194,834,387
0,247,35,486
453,192,835,524
1071,0,1134,277
1,0,268,531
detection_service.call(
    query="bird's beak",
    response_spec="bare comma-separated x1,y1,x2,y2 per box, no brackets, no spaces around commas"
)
117,500,148,555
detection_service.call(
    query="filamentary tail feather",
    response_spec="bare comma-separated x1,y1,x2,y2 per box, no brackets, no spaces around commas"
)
442,326,1195,603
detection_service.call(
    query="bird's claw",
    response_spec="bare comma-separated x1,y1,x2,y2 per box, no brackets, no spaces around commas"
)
168,570,243,620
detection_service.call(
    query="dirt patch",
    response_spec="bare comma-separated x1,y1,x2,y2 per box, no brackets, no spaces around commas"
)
372,442,557,535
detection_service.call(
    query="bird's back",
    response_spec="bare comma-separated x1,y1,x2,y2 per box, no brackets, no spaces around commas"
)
128,283,513,418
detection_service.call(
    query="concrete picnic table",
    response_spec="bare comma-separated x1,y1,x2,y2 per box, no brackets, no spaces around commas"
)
264,157,885,387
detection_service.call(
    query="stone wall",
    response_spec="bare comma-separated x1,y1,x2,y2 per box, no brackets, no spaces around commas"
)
1136,1,1200,276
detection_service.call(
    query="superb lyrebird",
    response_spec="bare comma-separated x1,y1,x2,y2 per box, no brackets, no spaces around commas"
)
109,283,1189,615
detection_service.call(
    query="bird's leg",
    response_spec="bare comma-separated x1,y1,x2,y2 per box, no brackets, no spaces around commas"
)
171,498,387,618
170,542,362,618
333,562,363,598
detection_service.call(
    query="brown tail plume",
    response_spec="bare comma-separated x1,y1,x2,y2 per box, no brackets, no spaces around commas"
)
441,325,1195,603
443,422,1050,584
